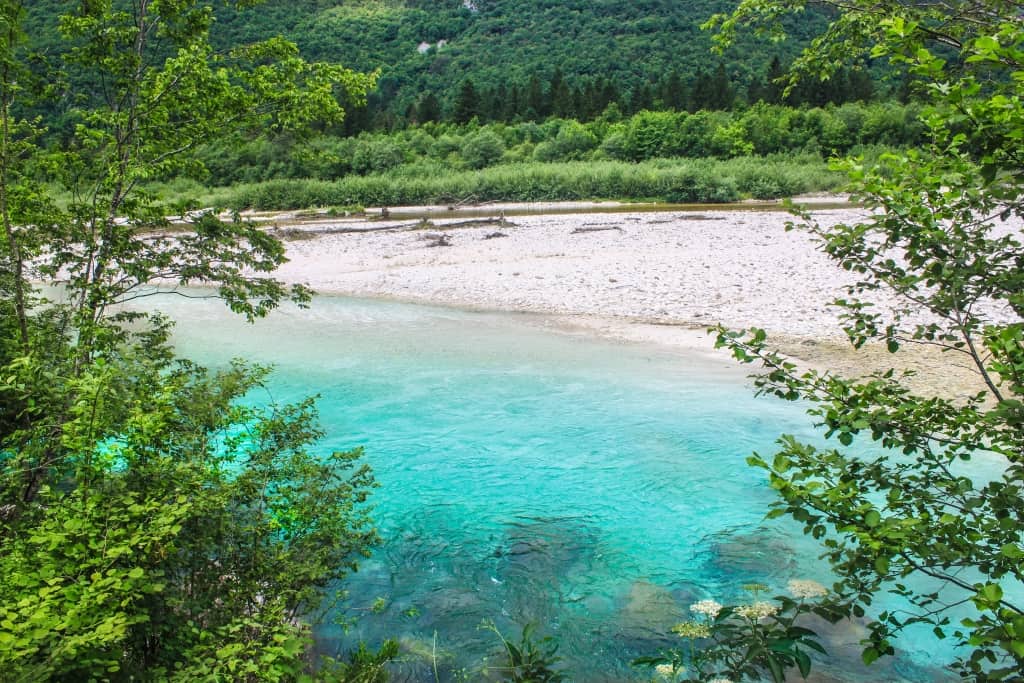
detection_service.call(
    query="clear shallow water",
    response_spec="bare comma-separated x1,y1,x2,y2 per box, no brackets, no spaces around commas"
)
157,294,956,681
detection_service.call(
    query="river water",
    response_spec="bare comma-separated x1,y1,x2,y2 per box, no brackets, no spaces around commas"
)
160,293,959,681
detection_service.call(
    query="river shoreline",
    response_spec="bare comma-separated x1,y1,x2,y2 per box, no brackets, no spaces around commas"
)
261,200,1014,399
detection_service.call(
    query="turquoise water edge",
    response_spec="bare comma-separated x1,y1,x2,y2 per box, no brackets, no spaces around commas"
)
159,294,955,682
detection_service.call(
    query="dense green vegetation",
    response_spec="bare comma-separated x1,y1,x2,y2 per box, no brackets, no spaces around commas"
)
0,1,392,678
635,0,1024,680
21,0,884,133
20,1,919,210
203,155,838,210
198,102,922,185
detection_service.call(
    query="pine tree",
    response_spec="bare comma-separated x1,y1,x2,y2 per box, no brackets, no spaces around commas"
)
765,56,786,105
689,70,713,111
628,82,654,114
661,71,686,111
709,62,735,110
416,92,441,123
847,68,875,102
504,83,521,121
549,68,574,118
452,78,480,124
525,73,546,120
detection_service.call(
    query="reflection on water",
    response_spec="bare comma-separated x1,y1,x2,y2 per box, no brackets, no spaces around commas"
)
158,294,953,682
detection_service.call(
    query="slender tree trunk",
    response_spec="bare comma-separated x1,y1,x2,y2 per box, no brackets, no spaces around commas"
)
0,1,29,352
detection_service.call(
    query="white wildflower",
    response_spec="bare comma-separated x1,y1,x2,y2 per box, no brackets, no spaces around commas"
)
671,621,711,638
735,600,779,620
690,599,723,618
708,679,734,683
788,578,828,599
654,663,675,679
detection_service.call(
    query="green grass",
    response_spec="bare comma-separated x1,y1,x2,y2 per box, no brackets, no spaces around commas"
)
157,155,844,211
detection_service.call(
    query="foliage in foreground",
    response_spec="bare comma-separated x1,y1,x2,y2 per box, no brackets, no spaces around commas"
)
0,0,386,679
637,0,1024,681
0,342,378,680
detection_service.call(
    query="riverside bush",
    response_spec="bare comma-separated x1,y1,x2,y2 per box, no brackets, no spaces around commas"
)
195,102,927,187
216,157,843,210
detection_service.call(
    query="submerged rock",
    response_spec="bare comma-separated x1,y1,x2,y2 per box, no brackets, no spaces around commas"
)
701,525,800,583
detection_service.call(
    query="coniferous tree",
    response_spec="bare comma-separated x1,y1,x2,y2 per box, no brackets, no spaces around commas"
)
765,56,786,104
661,71,686,110
452,78,480,123
598,78,621,113
504,83,521,121
572,84,588,120
689,69,713,111
525,73,546,120
416,92,441,123
847,68,875,102
710,62,736,110
580,80,602,119
549,68,573,118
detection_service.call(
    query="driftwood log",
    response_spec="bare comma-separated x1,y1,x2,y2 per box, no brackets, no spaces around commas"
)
570,225,624,234
276,216,515,240
423,233,453,247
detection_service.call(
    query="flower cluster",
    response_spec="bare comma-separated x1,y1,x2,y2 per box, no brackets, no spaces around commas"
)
671,620,711,639
654,663,676,679
735,600,779,620
689,599,723,619
707,679,734,683
787,578,828,599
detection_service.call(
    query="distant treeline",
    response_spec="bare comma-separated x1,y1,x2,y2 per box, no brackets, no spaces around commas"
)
20,1,894,142
200,101,924,187
344,59,884,134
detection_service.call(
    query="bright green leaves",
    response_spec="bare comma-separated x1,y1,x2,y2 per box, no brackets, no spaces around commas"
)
27,1,377,359
863,509,881,529
0,484,187,680
1,3,381,680
707,1,1024,679
0,351,378,680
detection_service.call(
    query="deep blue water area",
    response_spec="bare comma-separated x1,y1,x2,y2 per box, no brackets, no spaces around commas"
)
158,294,959,682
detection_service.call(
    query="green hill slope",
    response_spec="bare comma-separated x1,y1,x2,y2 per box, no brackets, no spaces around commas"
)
216,0,831,117
23,0,841,127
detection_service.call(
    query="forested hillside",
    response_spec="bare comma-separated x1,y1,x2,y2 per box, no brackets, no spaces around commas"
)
22,0,885,132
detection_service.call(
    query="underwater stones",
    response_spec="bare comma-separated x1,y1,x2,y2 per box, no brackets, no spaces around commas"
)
420,585,484,614
495,517,599,581
397,634,453,662
579,592,615,617
614,580,687,642
702,526,800,581
801,613,868,649
795,614,948,682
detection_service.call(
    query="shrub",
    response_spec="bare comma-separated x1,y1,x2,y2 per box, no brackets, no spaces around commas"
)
460,130,506,169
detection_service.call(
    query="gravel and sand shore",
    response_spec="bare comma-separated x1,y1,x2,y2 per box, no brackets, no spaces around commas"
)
266,201,1018,397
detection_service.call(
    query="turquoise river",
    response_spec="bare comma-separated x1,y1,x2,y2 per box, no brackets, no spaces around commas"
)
158,293,975,682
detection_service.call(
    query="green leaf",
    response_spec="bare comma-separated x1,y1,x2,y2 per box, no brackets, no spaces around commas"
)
767,653,785,682
978,583,1004,604
795,648,812,677
1000,543,1024,560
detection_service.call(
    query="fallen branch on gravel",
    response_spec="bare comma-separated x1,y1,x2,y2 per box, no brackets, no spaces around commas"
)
571,225,623,234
